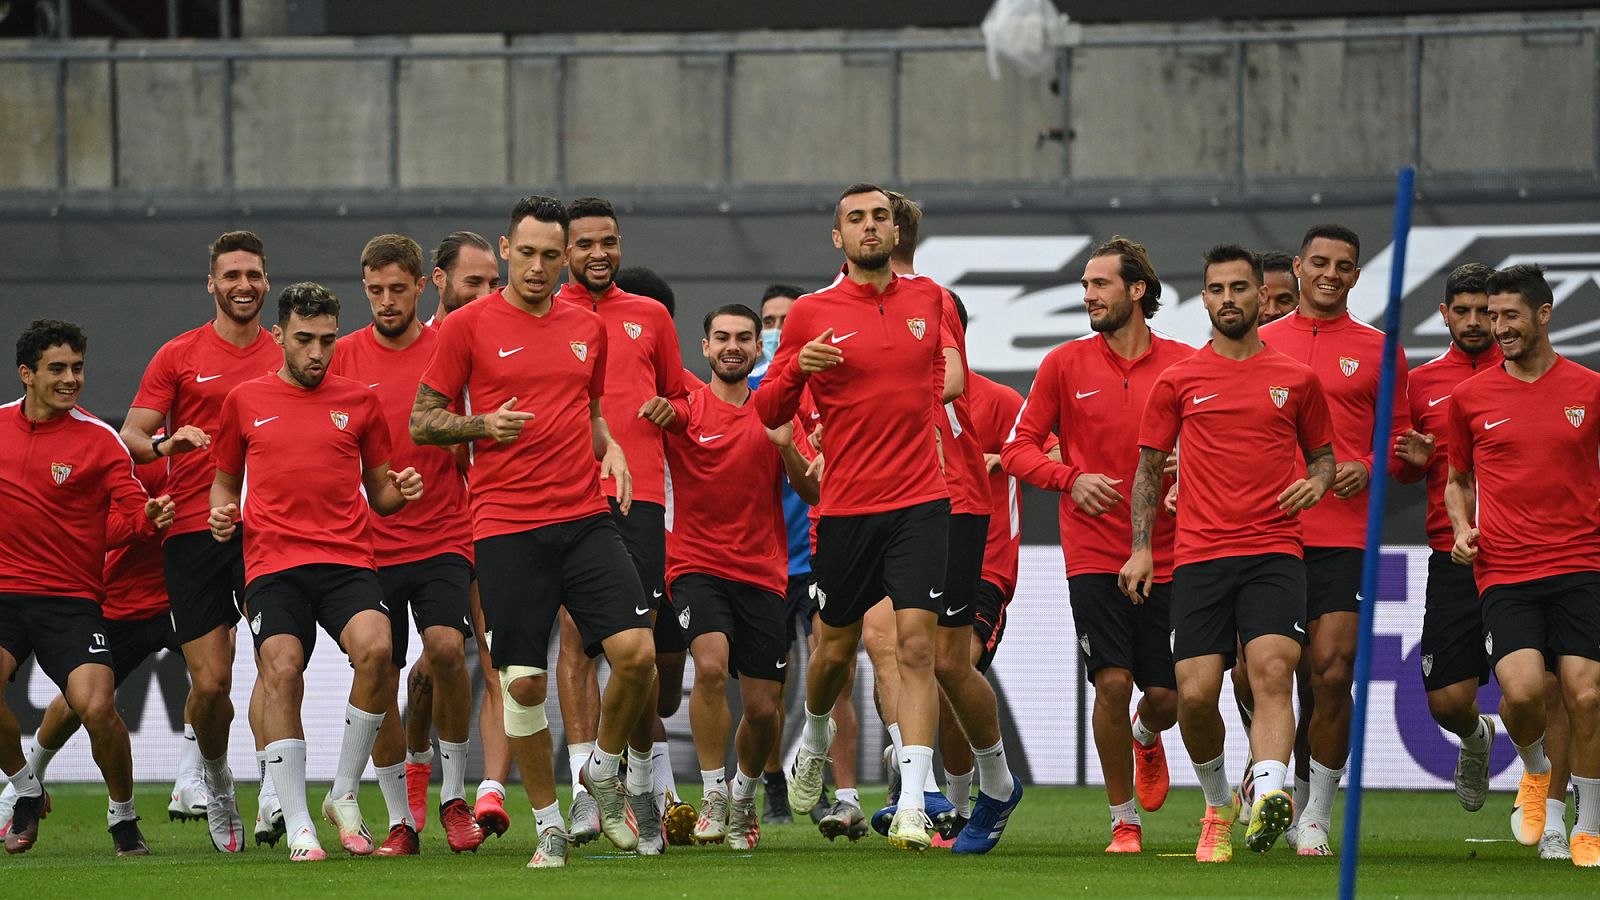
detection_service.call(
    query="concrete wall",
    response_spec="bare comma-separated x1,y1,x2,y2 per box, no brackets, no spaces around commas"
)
0,15,1593,195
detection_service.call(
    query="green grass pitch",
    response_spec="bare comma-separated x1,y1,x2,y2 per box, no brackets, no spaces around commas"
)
3,783,1593,897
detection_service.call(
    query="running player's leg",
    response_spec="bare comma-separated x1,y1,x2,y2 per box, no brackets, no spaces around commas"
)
467,580,512,834
252,577,321,860
1070,573,1146,847
1485,579,1555,848
1234,554,1307,855
861,598,900,800
63,659,142,852
401,554,477,850
724,584,787,851
0,645,46,854
1171,557,1247,862
320,569,393,858
811,610,864,833
1300,547,1361,851
687,623,734,843
1131,583,1178,815
1545,671,1573,855
1548,577,1600,866
403,655,435,829
370,567,416,854
556,608,601,836
1420,550,1494,813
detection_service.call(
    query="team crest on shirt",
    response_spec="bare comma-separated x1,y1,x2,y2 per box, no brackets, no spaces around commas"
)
1269,386,1289,409
570,340,589,362
1339,357,1360,377
1566,405,1586,428
49,462,72,485
623,321,642,340
906,317,927,340
330,410,349,430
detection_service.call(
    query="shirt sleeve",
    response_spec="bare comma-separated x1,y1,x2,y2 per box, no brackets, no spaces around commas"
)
588,323,608,401
665,392,693,436
1296,373,1337,453
419,312,472,400
1001,353,1080,492
212,389,246,477
102,444,154,551
1137,370,1182,453
358,390,393,470
1361,343,1412,479
1445,394,1474,475
752,301,809,428
652,306,688,401
1393,368,1429,485
129,340,177,415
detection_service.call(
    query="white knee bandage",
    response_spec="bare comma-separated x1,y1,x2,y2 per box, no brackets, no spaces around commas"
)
500,665,548,737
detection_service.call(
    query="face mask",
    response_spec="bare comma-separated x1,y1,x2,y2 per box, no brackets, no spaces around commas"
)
761,328,781,360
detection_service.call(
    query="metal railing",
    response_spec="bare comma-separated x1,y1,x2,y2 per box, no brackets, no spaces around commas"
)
3,15,1598,213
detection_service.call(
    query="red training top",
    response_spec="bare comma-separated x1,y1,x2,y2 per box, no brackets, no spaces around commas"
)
1396,343,1503,553
1003,332,1194,580
932,291,990,517
1259,311,1410,548
1139,343,1335,568
213,374,391,583
753,270,949,517
1445,356,1600,592
103,459,169,621
330,324,473,566
0,401,150,601
421,290,609,540
966,373,1026,597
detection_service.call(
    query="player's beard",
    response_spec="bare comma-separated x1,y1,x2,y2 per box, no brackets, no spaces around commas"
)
441,276,474,313
574,265,615,294
215,290,264,326
1209,305,1254,340
1452,329,1493,355
284,358,327,389
1089,298,1134,334
374,308,416,340
847,245,892,271
713,355,756,384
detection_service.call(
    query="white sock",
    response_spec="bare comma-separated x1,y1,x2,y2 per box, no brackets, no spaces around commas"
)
266,739,315,845
836,787,860,807
476,779,506,802
4,762,42,798
1131,714,1159,748
974,739,1015,802
887,723,905,757
945,768,974,817
586,744,622,783
1193,753,1232,810
626,747,653,796
203,752,234,795
1110,798,1140,827
332,704,384,797
701,767,727,797
1460,715,1491,752
437,740,468,804
651,741,675,813
731,767,759,802
178,724,204,783
406,746,434,767
1292,775,1310,823
107,795,137,827
1514,735,1551,775
258,750,279,805
533,800,563,834
568,742,595,792
1574,776,1600,837
1251,759,1289,799
898,746,933,813
26,739,61,783
801,706,834,754
1306,759,1345,831
375,762,413,828
1546,798,1567,834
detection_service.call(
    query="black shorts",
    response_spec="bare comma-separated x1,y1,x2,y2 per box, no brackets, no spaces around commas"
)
163,529,246,644
672,573,788,683
784,573,817,640
107,612,182,686
0,594,112,691
376,553,472,667
973,578,1011,674
475,514,649,668
653,588,688,655
1481,571,1600,670
1305,546,1363,621
814,499,950,629
243,564,386,659
1068,574,1176,690
1171,553,1307,667
1421,550,1488,691
938,513,990,628
610,498,666,607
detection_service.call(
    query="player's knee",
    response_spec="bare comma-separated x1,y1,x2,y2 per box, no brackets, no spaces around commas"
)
609,635,656,684
422,631,467,678
1426,689,1471,726
1092,669,1135,706
1311,656,1354,696
693,654,729,692
74,694,121,734
1177,678,1219,712
1499,676,1543,713
742,689,780,727
500,665,549,737
1563,681,1600,722
348,636,392,675
896,633,934,672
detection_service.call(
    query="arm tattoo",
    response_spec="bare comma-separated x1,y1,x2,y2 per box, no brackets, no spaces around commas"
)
1130,447,1168,551
1305,445,1335,491
410,383,487,445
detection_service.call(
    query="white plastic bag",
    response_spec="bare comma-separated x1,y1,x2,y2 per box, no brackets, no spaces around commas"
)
981,0,1072,80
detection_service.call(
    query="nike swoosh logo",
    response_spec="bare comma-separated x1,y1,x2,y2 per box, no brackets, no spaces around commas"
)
498,347,524,358
1485,417,1510,430
698,433,724,443
1192,393,1219,405
929,590,944,599
196,374,222,382
1292,622,1306,634
653,589,663,599
368,383,380,389
1075,390,1100,400
1427,395,1451,408
829,331,858,344
776,659,788,668
89,646,110,654
634,606,649,615
945,605,968,617
268,756,284,765
254,416,279,427
809,411,821,420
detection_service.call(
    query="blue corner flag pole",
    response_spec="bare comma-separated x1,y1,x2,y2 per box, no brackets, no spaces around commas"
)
1339,166,1417,900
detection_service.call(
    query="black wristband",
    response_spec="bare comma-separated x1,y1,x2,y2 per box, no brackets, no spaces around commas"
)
150,434,169,457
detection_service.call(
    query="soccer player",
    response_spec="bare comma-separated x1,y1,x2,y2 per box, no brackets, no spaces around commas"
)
1445,263,1600,869
0,459,206,839
967,368,1029,676
648,304,819,850
1121,245,1335,863
412,195,658,869
552,197,689,855
756,183,1022,854
1257,224,1410,855
1003,236,1190,853
329,235,484,855
1,318,175,856
209,282,422,862
428,230,502,323
1259,252,1298,325
121,230,283,851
